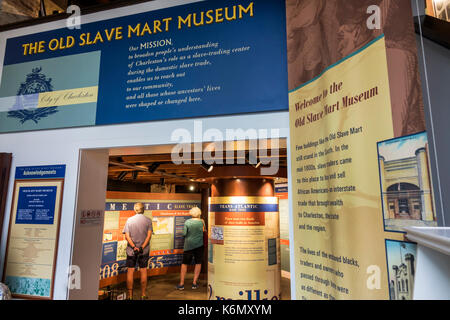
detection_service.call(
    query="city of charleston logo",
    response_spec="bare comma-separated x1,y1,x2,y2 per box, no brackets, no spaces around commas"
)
8,67,58,124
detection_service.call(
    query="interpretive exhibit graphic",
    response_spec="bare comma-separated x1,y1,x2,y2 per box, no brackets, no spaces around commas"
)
100,195,201,282
7,67,58,124
208,196,281,300
2,165,65,299
0,52,101,132
275,183,290,275
286,0,425,137
0,0,288,133
378,132,437,232
288,0,428,300
211,226,224,244
385,240,417,300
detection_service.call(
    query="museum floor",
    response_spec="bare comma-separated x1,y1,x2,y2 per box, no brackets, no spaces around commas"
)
123,273,291,300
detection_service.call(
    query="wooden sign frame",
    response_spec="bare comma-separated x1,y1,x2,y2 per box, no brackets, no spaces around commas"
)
2,178,64,300
0,153,12,249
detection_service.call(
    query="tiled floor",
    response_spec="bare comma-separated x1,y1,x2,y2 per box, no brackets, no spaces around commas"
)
109,273,291,300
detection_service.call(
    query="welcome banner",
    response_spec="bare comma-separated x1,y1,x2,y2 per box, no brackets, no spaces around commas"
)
0,0,288,133
288,0,436,300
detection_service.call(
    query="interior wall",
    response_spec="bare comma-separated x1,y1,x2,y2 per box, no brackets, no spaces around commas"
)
68,149,109,300
416,35,450,227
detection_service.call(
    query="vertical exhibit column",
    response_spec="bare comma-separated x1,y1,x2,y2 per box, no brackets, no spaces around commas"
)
207,178,281,300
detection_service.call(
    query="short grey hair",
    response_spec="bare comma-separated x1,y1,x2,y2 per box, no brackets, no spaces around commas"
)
134,202,145,214
190,207,202,218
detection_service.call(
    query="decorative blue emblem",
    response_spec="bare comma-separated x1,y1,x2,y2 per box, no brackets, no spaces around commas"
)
8,67,59,124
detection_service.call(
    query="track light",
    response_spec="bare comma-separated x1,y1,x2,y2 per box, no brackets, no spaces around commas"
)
252,161,261,169
201,161,214,173
117,171,128,181
148,163,160,174
246,153,261,168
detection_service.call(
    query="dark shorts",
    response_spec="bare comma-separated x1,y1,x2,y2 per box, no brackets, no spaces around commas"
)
126,253,150,269
182,246,204,265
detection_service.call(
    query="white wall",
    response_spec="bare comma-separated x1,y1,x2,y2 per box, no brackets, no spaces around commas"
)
413,245,450,300
69,149,109,300
0,0,290,300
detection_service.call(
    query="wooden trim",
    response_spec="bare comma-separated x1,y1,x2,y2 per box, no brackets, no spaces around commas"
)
415,15,450,49
0,153,12,249
106,191,201,201
2,178,65,300
0,0,156,32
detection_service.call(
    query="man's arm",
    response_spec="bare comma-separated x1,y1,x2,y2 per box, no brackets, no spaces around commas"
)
141,230,152,249
125,232,138,251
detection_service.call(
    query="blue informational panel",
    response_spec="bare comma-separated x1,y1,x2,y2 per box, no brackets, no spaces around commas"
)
209,203,279,212
0,0,288,133
15,165,66,180
15,186,57,225
102,242,118,264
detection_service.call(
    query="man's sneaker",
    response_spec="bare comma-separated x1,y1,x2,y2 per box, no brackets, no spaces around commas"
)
192,283,199,290
175,284,184,290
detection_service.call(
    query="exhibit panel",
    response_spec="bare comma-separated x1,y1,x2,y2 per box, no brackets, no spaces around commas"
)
0,0,290,300
2,165,65,299
275,183,290,277
287,0,442,300
207,176,281,301
0,0,288,133
100,191,201,287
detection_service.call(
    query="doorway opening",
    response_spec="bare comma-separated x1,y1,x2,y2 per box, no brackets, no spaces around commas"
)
71,138,291,300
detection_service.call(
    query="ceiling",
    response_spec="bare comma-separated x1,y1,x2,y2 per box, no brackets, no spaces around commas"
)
108,140,288,185
0,0,150,27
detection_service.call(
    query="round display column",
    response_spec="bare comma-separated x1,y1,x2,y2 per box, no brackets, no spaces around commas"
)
203,167,281,300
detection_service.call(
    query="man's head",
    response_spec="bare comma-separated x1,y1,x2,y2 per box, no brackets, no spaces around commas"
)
134,202,145,214
190,207,202,219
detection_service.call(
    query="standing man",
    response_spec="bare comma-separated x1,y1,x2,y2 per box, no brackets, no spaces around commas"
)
123,202,153,300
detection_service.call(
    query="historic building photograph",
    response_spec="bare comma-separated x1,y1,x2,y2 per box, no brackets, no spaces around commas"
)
378,132,437,232
385,240,417,300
